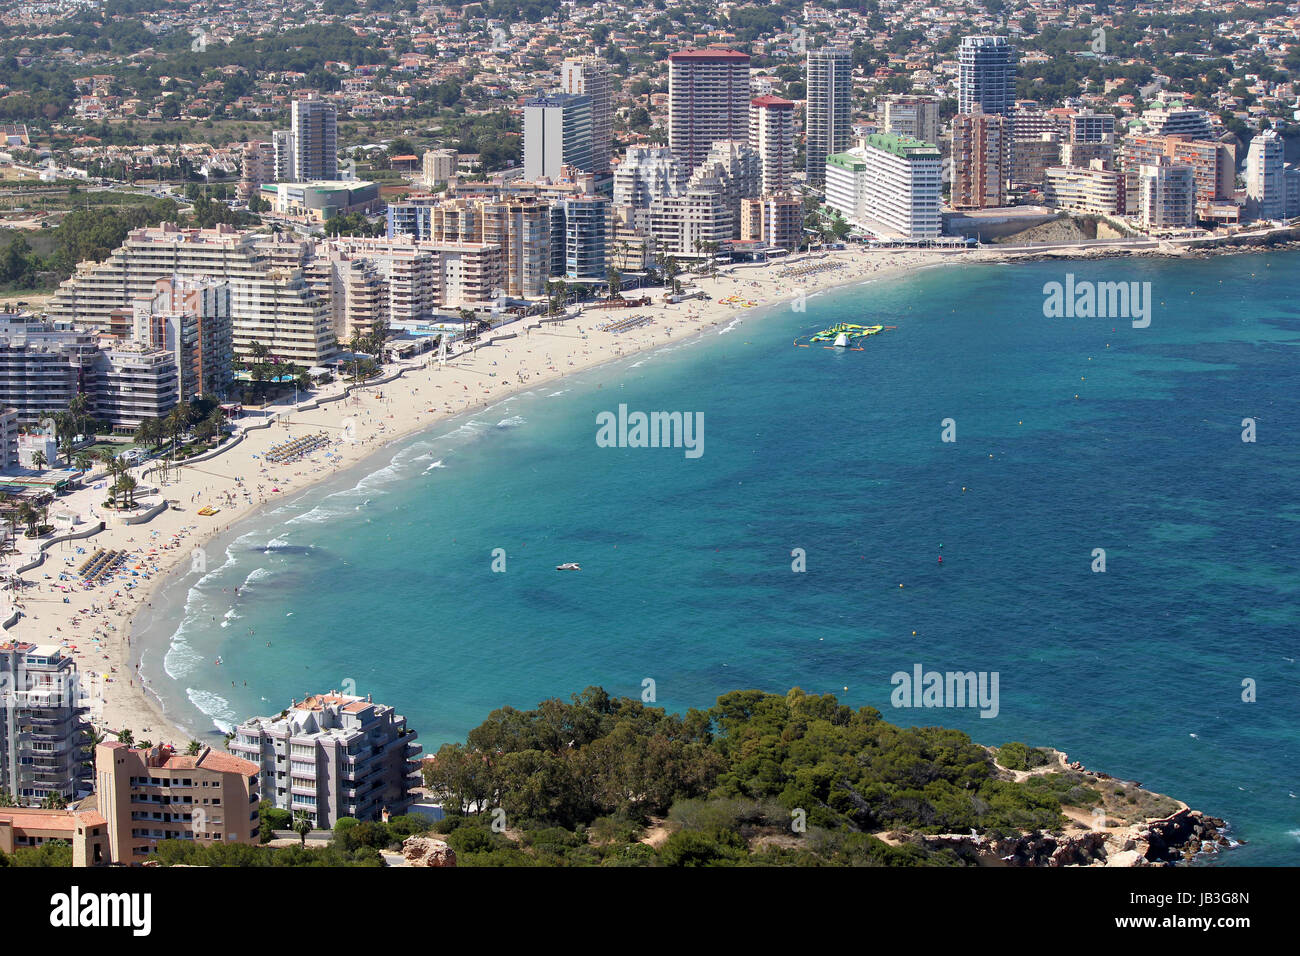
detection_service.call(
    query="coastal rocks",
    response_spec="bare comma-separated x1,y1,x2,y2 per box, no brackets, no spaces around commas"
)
401,836,457,867
1129,809,1230,864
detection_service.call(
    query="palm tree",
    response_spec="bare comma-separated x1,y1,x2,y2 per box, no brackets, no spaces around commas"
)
185,740,202,756
17,501,37,536
30,450,46,473
293,809,313,847
115,474,137,509
73,452,92,475
118,729,134,747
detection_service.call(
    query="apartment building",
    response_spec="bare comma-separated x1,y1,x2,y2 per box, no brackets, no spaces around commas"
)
287,97,338,182
826,134,942,239
1009,132,1062,188
650,185,733,258
1043,163,1124,216
880,95,941,147
1246,128,1286,221
951,108,1007,209
523,93,594,182
0,642,93,807
560,56,613,175
1139,105,1214,141
805,46,853,187
229,691,420,828
386,197,550,299
239,140,277,200
47,224,337,367
1119,135,1234,219
668,48,752,172
422,148,457,187
686,140,761,237
1070,111,1117,144
740,193,803,252
131,279,234,400
613,146,687,233
554,195,613,281
95,741,260,862
749,95,795,195
96,344,180,430
958,36,1016,116
0,314,100,423
1137,159,1197,229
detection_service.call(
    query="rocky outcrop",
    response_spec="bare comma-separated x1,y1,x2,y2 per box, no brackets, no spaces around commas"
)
401,836,457,867
913,809,1230,867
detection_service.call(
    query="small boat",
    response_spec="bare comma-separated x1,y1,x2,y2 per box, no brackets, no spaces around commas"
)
556,562,581,571
215,656,223,665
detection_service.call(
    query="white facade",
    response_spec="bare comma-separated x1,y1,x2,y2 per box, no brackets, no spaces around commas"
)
1245,129,1286,221
826,135,942,239
749,96,795,194
1138,161,1197,229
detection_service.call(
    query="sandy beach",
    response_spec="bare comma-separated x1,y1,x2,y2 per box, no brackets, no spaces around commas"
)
0,243,1082,745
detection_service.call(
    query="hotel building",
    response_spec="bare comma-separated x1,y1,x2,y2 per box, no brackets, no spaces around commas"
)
131,279,235,400
229,691,421,829
826,134,942,239
523,93,594,182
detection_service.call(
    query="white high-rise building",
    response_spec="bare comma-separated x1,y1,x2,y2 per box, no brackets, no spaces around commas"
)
0,641,93,807
805,46,853,187
1138,160,1197,229
825,134,942,240
523,93,594,181
749,95,795,194
1245,128,1286,221
289,98,338,181
561,56,613,175
613,146,686,232
668,48,752,172
958,36,1016,116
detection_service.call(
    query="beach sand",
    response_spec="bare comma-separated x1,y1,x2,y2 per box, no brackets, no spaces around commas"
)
1,246,995,746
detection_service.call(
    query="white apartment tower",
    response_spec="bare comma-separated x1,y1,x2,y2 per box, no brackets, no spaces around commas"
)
668,48,752,173
289,98,338,182
749,95,796,194
825,135,942,240
805,46,853,187
1245,128,1286,221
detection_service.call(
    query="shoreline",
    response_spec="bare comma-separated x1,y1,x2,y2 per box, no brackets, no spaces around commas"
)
11,238,1295,747
10,245,964,745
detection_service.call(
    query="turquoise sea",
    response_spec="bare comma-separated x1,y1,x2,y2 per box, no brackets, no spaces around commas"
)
135,252,1300,865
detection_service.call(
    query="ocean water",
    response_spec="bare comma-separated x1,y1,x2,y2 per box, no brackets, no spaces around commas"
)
135,252,1300,865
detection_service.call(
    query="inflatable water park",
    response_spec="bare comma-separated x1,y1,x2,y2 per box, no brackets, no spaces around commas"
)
794,322,897,350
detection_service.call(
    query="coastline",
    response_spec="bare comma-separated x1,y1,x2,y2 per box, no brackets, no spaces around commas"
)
9,245,966,745
14,236,1296,747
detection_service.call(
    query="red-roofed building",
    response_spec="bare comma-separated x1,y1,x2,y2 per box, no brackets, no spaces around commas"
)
0,806,109,866
95,742,260,863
